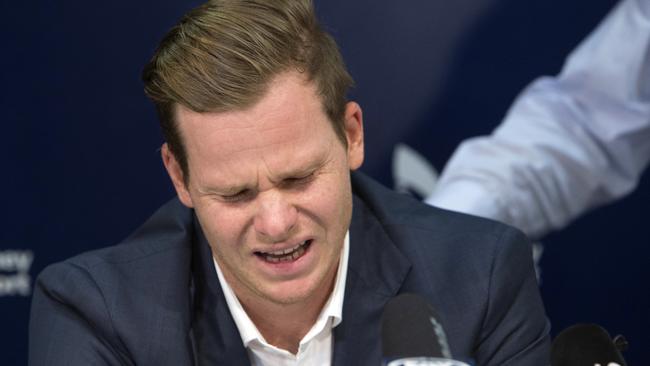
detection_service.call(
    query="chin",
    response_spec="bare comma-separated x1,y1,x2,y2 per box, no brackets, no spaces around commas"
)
260,277,326,306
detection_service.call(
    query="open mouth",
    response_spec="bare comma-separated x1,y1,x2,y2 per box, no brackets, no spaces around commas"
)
255,239,313,263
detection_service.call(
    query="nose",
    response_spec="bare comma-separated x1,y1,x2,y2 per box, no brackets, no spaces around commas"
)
253,191,298,243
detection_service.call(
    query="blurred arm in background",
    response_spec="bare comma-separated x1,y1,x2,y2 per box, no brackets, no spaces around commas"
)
426,0,650,239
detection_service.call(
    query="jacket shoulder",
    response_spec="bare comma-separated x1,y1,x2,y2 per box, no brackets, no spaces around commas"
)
30,198,195,365
351,171,526,244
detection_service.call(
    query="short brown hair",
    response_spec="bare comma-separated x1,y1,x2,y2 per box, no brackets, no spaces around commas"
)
142,0,354,182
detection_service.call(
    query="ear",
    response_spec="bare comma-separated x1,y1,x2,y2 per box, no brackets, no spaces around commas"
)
161,143,194,208
343,101,364,170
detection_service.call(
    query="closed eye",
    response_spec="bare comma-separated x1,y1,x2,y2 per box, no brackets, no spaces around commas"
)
220,189,254,203
283,173,315,188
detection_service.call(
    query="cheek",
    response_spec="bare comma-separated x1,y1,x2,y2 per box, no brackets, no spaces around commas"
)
303,174,352,230
195,201,252,246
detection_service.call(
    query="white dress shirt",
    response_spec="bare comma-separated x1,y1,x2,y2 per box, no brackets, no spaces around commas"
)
213,232,350,366
427,0,650,239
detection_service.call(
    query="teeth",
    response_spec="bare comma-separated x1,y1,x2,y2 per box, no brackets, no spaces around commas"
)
262,240,307,256
292,247,305,259
260,240,309,262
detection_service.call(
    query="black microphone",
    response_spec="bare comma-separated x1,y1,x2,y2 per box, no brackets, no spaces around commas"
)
551,323,628,366
381,293,471,366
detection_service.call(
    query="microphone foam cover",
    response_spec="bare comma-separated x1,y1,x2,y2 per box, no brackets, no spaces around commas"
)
551,323,627,366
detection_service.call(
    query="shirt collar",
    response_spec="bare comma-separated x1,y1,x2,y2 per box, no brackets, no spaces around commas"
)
213,231,350,348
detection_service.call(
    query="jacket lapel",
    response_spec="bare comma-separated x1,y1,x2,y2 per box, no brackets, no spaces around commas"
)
190,220,250,365
332,195,412,365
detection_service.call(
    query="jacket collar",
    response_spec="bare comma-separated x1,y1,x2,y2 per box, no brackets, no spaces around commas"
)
190,219,250,365
332,192,412,365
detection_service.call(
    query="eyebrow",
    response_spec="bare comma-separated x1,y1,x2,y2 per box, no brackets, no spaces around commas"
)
197,154,327,196
269,157,326,184
197,184,250,196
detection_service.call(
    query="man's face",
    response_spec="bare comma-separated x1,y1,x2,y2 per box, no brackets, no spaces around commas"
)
163,72,364,308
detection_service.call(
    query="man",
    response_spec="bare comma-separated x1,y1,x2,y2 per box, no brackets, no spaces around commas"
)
29,0,549,365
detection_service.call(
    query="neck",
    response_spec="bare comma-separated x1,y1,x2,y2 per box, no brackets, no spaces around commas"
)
244,296,328,353
232,269,337,354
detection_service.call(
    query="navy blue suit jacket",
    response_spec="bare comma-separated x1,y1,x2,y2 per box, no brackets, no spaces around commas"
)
29,173,550,365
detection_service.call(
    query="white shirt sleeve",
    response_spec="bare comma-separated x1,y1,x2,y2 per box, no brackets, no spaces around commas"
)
426,0,650,239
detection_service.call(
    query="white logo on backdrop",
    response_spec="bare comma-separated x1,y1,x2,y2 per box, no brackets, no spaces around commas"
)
392,144,544,282
393,143,439,198
0,250,34,296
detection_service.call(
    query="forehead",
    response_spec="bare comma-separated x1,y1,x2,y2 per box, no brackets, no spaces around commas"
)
174,72,341,186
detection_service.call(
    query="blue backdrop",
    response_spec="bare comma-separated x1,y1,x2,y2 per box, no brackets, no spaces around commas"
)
3,0,647,364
